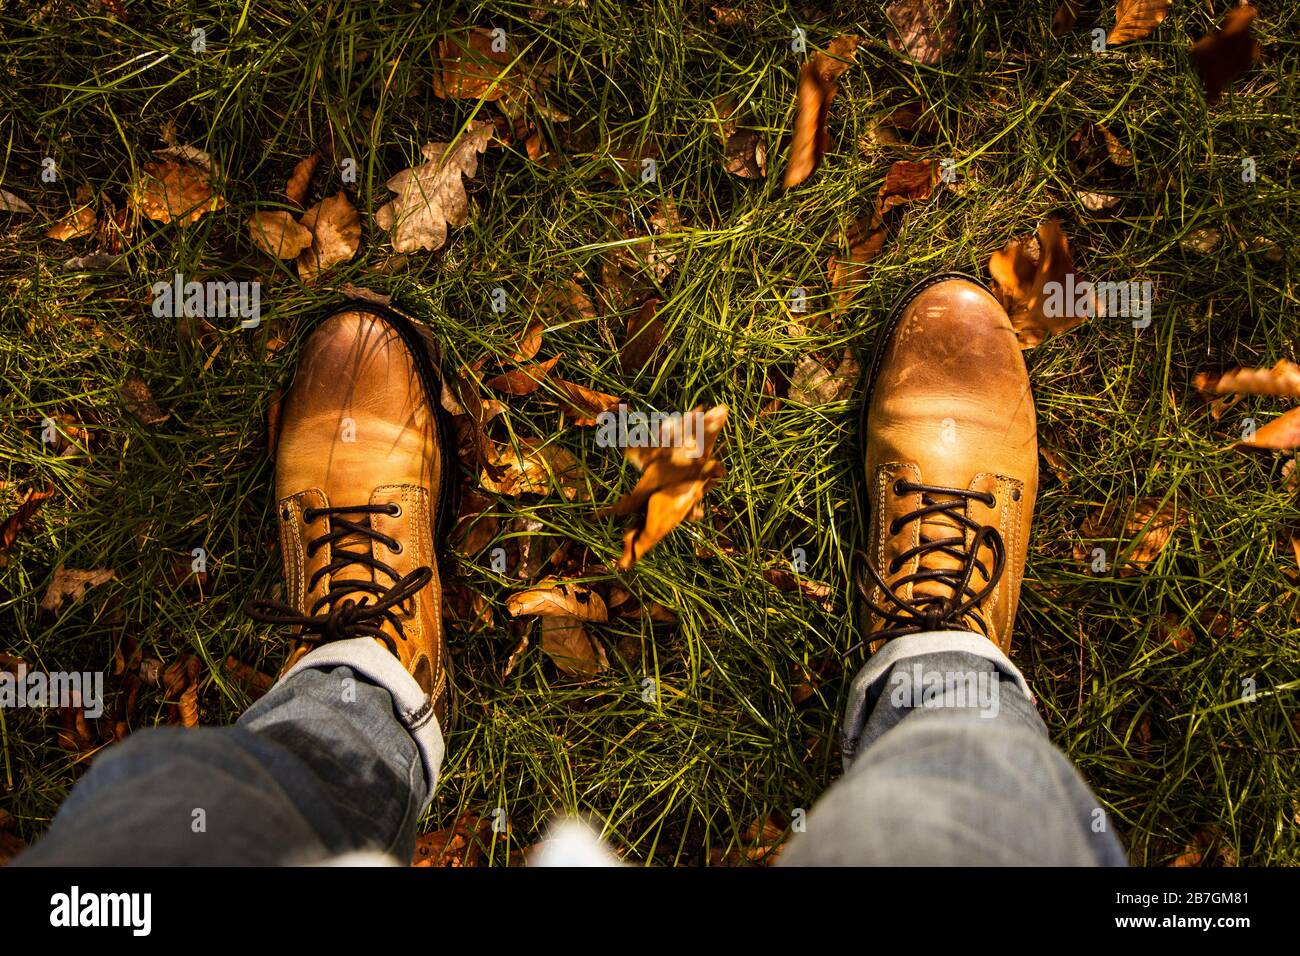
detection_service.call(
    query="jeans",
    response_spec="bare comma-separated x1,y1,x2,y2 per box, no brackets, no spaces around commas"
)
17,631,1125,866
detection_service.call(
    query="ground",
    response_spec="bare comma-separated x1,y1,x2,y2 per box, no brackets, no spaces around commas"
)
0,1,1297,865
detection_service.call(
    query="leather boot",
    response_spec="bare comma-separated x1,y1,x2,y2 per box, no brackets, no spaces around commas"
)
855,273,1038,654
248,303,455,726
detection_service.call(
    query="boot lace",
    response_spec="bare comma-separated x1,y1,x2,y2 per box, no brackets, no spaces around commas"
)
247,503,430,655
851,479,1006,648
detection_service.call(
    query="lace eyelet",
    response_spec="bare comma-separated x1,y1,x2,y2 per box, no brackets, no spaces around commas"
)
388,503,403,517
1010,488,1022,502
302,507,318,523
893,479,907,495
281,506,291,521
390,541,404,554
888,520,903,535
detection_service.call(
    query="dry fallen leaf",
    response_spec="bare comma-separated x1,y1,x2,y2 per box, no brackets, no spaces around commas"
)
375,125,494,253
712,95,767,180
827,159,939,318
988,219,1087,348
1195,360,1300,451
789,349,860,405
247,210,314,259
40,566,115,612
886,0,958,65
784,35,860,189
412,814,493,867
599,405,728,569
506,579,609,621
1077,498,1183,576
0,485,56,554
621,297,667,375
486,354,562,396
0,188,34,214
480,438,586,500
1190,4,1261,105
1107,0,1170,45
451,489,499,556
46,202,97,241
1051,0,1082,35
296,191,361,281
129,158,224,225
432,27,518,102
120,375,169,425
539,615,609,678
1195,360,1300,399
551,379,622,425
1238,407,1300,451
285,153,320,207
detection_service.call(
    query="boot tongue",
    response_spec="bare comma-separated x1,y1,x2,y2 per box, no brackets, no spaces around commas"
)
909,493,971,609
323,512,404,644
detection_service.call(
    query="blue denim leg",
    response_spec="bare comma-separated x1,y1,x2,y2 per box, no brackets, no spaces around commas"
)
782,631,1127,866
17,638,440,866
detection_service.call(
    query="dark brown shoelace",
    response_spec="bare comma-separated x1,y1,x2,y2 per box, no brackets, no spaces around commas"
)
247,503,431,654
852,479,1007,647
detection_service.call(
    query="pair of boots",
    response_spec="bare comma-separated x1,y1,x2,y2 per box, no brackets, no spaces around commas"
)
250,274,1037,721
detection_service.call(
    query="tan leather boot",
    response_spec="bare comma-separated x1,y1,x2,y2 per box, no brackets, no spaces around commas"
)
248,303,455,726
855,273,1038,655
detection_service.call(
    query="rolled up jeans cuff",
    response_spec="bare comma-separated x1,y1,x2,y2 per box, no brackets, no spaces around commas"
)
279,637,445,802
841,630,1034,769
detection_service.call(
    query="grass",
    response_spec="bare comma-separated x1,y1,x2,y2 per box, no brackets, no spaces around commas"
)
1,0,1298,865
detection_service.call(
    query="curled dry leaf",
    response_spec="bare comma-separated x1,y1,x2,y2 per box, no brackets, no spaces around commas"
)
506,579,609,621
40,566,115,612
375,125,494,253
1190,4,1261,105
1195,360,1300,399
129,159,224,225
551,379,622,426
247,210,314,259
486,354,562,396
988,219,1086,349
1204,368,1300,441
297,192,361,281
886,0,958,65
1237,407,1300,451
480,438,586,500
512,320,544,362
285,153,320,207
0,485,56,554
47,203,97,241
784,35,860,189
1107,0,1170,45
599,405,728,570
